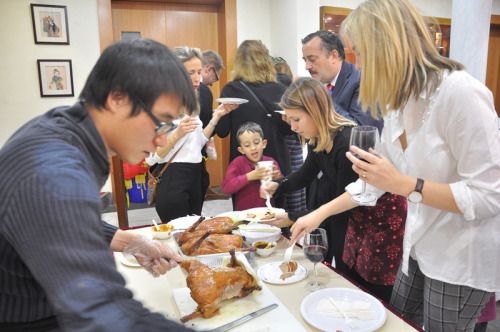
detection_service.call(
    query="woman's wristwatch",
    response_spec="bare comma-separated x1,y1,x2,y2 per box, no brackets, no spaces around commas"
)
408,178,424,203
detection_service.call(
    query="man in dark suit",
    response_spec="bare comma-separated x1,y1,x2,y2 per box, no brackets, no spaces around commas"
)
199,50,225,201
300,30,384,272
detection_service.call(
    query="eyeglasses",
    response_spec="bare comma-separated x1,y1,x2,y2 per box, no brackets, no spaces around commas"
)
136,99,177,135
211,67,219,83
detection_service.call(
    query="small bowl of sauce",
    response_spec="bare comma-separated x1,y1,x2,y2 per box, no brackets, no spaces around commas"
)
252,240,277,257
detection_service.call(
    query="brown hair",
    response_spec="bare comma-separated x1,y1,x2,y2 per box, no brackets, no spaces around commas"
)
279,77,355,152
231,40,277,83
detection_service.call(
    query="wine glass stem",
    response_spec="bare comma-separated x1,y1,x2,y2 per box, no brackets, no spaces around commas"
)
361,179,367,194
313,262,318,285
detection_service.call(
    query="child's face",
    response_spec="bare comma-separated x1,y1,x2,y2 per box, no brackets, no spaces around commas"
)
237,131,267,164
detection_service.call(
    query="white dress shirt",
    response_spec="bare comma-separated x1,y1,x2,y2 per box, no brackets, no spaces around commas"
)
347,70,500,292
146,115,208,165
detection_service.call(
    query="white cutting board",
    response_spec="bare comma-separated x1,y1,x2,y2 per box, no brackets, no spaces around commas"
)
172,283,306,331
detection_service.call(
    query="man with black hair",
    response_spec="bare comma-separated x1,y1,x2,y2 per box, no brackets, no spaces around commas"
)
0,39,196,331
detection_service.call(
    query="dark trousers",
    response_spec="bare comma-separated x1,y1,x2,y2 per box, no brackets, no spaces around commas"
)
155,162,202,222
200,159,210,202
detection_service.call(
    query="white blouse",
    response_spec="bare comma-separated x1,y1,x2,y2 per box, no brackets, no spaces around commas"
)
348,70,500,292
146,115,208,165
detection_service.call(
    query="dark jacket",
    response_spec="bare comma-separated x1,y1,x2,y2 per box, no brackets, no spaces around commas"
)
216,80,293,176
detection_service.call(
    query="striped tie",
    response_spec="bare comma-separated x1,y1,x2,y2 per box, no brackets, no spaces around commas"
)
326,84,334,95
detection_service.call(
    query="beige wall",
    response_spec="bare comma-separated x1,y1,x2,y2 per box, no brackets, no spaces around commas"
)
0,0,101,147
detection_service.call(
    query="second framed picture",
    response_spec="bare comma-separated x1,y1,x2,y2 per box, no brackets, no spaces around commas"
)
37,59,74,97
30,4,70,45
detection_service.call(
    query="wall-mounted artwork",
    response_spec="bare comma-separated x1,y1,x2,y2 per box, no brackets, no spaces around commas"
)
37,59,74,97
31,4,70,45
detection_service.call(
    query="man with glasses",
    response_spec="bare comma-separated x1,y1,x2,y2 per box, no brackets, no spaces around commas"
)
0,39,198,331
199,50,226,201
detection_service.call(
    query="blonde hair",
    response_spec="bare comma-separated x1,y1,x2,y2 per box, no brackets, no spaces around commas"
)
172,46,202,116
341,0,464,117
231,40,277,83
279,77,356,152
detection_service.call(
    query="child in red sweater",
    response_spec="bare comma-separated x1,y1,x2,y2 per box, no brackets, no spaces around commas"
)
221,122,282,210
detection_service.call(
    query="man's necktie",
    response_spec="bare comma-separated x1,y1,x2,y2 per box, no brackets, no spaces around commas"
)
326,84,334,95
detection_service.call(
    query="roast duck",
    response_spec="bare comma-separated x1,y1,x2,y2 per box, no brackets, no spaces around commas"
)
179,249,262,322
176,216,255,256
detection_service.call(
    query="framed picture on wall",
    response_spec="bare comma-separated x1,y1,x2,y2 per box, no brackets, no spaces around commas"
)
37,59,74,97
30,4,70,45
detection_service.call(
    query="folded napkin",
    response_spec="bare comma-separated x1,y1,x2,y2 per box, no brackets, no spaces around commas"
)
316,298,376,320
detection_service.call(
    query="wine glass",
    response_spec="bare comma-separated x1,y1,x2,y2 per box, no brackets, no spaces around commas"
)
349,125,380,205
304,228,328,292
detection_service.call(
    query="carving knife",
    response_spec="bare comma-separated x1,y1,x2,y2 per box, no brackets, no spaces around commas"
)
206,303,278,332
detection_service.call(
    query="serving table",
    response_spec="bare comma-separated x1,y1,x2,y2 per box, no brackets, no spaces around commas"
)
115,226,422,331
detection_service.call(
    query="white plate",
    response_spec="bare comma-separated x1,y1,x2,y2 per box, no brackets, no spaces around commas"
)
300,288,387,332
116,252,141,267
256,261,308,284
216,97,249,104
168,215,201,230
239,207,285,222
214,211,245,222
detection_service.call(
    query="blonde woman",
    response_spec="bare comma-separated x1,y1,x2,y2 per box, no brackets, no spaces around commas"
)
261,77,407,301
290,0,500,330
216,41,294,210
147,47,236,222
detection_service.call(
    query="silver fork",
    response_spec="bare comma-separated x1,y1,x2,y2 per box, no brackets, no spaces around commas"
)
329,297,359,330
283,240,296,262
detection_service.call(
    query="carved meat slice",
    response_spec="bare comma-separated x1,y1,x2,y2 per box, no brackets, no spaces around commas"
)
279,261,298,280
179,249,262,322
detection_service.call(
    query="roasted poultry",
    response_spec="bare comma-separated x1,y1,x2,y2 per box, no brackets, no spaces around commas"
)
176,216,246,246
179,249,262,322
181,231,254,256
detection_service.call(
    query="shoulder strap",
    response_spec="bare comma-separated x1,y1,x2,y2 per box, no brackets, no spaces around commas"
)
239,81,273,117
157,142,185,178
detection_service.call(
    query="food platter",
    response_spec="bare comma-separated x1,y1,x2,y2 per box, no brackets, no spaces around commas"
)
256,261,308,284
216,97,249,104
300,288,387,332
239,207,285,222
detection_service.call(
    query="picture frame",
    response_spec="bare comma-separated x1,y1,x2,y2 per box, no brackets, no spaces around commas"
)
37,59,74,97
30,4,70,45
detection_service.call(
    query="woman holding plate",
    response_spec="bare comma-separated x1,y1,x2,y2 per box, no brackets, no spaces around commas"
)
260,77,407,302
215,40,294,208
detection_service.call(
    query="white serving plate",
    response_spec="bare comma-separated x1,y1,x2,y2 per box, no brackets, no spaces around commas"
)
300,287,387,332
168,215,202,230
256,261,308,285
216,97,249,104
239,207,286,222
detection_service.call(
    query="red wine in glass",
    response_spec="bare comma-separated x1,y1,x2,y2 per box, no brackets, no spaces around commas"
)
304,228,328,292
304,245,327,263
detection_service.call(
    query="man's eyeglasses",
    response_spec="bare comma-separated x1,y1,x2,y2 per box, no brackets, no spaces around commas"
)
136,99,177,135
211,67,219,83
